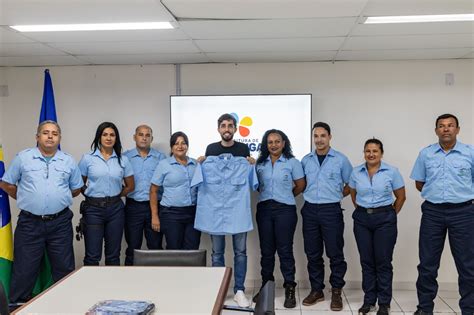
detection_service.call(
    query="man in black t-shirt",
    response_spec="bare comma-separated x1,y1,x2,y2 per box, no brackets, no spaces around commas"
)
200,113,255,307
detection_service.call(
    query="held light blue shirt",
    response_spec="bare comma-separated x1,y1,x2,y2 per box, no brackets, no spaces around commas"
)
349,161,405,208
410,142,474,204
150,156,198,207
124,148,165,201
78,150,134,198
302,148,352,204
2,147,83,215
256,156,304,205
191,154,259,235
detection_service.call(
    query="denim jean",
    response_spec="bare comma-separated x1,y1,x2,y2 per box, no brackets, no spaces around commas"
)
211,232,247,293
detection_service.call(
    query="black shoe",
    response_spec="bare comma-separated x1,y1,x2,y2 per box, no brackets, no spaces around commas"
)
414,309,432,315
358,304,376,314
283,284,297,308
252,290,260,303
377,304,390,315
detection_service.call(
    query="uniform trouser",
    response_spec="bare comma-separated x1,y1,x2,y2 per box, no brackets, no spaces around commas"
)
353,206,397,306
211,233,247,293
124,198,163,265
160,205,201,250
302,201,347,291
83,200,125,266
10,209,75,303
256,199,297,286
416,201,474,314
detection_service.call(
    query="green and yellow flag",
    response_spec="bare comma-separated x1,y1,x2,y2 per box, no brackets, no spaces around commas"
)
0,145,13,298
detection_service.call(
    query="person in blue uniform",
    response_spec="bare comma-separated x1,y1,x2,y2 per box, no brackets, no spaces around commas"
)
123,125,165,265
300,122,352,311
410,114,474,315
254,129,305,309
349,138,406,315
0,120,83,303
79,122,134,266
150,131,200,249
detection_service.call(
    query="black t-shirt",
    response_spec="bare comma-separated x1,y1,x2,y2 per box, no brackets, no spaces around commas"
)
317,153,327,166
205,141,250,157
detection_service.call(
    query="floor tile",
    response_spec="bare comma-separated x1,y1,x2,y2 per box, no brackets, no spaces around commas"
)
275,310,302,315
440,297,460,313
301,311,352,315
393,290,453,313
343,289,403,312
299,288,351,311
437,291,460,299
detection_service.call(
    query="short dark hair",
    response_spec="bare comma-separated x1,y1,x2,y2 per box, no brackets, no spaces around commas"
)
169,131,189,156
364,138,384,154
312,122,331,135
435,113,459,128
217,113,237,127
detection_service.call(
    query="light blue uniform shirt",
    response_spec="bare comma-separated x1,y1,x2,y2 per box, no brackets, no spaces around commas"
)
78,150,134,198
302,148,352,204
410,142,474,204
349,161,405,208
2,147,83,215
256,156,304,205
151,156,198,207
124,148,165,202
191,154,259,235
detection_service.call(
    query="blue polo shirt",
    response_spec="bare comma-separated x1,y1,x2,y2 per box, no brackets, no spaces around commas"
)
78,150,134,198
191,154,259,235
256,156,304,205
2,147,83,215
410,142,474,204
349,161,405,208
302,148,352,204
124,148,165,202
151,156,198,207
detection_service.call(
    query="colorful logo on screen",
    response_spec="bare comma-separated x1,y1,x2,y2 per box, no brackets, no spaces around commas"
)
231,113,253,137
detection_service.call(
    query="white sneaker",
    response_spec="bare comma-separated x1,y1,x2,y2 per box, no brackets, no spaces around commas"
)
233,290,250,307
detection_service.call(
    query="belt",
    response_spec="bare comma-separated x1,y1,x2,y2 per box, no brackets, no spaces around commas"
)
425,200,473,208
85,195,122,208
22,208,69,221
357,205,393,214
126,198,149,204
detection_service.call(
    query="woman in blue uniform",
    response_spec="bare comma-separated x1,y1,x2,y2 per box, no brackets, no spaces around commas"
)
150,131,200,249
254,129,306,309
79,122,134,265
349,138,406,315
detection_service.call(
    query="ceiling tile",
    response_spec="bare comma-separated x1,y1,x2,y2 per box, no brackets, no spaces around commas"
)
207,51,336,62
0,27,35,43
344,34,474,50
0,43,67,57
49,40,200,55
363,0,474,16
0,55,88,66
195,37,345,52
337,48,473,60
0,0,173,25
163,0,367,19
179,18,356,39
353,21,474,36
23,29,189,43
78,53,211,64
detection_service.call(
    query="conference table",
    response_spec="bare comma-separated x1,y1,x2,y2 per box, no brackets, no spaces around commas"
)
13,266,231,314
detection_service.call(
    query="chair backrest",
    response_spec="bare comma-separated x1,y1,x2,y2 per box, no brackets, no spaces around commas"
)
0,281,10,315
253,280,275,315
133,249,207,267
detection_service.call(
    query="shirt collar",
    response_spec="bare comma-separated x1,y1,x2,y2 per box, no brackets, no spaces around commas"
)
434,141,465,154
359,161,389,172
170,156,195,166
266,155,287,163
130,147,157,158
311,147,335,158
92,149,117,159
33,147,64,162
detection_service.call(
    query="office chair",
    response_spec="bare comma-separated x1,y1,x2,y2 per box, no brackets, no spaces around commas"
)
223,280,275,315
0,281,10,315
133,249,207,267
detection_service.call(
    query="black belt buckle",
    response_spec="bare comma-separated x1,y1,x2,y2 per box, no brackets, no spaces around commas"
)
40,214,56,221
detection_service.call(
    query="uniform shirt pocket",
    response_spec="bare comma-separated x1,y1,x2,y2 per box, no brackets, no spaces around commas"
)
452,161,472,183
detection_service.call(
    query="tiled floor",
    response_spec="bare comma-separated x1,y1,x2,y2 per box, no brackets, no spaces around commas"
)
221,283,461,315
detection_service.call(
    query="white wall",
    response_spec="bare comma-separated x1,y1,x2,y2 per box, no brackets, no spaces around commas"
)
1,60,472,288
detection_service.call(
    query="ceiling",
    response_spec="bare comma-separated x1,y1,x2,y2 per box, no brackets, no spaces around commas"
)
0,0,473,66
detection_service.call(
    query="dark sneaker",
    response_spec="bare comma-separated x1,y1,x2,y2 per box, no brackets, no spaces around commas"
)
377,304,390,315
302,290,324,306
330,288,343,311
283,284,296,308
358,304,376,314
414,309,433,315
